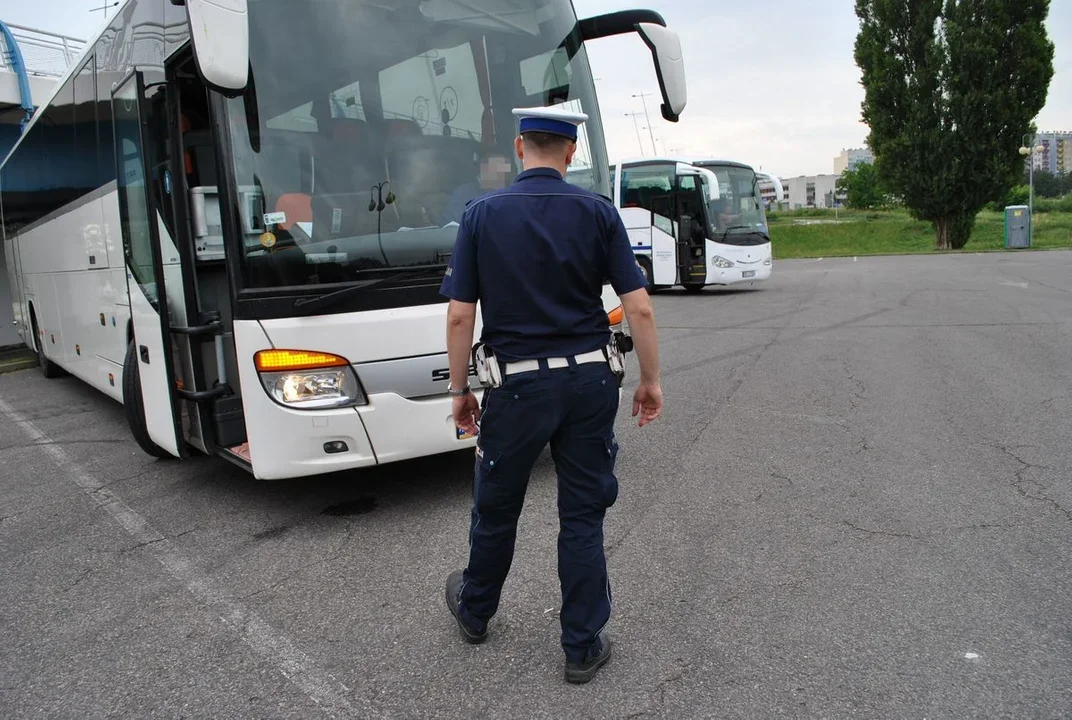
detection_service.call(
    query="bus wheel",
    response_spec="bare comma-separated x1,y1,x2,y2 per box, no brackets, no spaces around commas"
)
122,340,173,459
639,258,655,294
683,283,705,294
30,309,63,379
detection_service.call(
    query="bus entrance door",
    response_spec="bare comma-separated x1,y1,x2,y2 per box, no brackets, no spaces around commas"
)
112,71,185,458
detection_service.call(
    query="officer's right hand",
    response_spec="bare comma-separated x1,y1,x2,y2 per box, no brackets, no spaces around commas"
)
632,382,663,427
454,392,482,436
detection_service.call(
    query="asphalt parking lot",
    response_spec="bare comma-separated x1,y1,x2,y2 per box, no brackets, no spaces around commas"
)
2,250,1070,719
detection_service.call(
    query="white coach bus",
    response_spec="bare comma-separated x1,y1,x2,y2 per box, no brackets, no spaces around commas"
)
1,0,687,479
609,157,771,293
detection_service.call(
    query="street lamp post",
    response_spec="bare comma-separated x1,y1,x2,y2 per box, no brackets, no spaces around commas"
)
642,127,661,155
1019,133,1045,243
632,92,657,156
626,111,638,155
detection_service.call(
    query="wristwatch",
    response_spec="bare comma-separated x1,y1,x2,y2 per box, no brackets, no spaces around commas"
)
447,383,471,397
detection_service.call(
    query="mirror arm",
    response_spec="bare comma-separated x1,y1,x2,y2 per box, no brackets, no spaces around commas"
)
577,10,666,41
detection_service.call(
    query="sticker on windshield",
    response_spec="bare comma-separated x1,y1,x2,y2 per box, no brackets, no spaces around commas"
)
332,208,343,234
306,252,347,265
263,211,286,226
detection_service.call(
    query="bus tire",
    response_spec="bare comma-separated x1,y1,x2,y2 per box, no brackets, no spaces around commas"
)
30,308,64,379
683,283,705,294
638,258,656,294
122,340,173,460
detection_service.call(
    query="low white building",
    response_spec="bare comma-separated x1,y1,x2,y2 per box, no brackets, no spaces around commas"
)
779,174,841,209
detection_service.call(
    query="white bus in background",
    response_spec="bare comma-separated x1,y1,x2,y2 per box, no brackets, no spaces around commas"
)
754,171,783,209
1,0,687,480
610,157,772,293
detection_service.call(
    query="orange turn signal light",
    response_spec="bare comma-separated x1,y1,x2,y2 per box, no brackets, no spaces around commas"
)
254,349,349,372
607,306,624,326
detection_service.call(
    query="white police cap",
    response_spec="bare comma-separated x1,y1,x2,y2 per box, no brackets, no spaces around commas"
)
512,105,589,141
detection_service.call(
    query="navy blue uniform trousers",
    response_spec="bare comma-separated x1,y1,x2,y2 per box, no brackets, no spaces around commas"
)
459,360,620,663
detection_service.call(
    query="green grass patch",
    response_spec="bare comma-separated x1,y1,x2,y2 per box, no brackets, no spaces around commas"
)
767,208,1072,259
0,348,37,374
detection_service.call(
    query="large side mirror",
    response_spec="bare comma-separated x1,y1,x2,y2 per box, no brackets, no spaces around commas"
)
184,0,249,94
577,10,688,122
636,23,686,122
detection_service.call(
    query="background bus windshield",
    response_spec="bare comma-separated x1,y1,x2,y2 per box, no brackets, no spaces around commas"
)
225,0,607,297
704,165,768,244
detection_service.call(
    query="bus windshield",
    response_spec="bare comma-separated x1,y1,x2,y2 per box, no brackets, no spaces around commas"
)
700,164,769,245
224,0,608,298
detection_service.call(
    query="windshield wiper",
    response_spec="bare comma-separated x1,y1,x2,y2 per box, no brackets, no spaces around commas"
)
717,224,755,242
293,267,446,312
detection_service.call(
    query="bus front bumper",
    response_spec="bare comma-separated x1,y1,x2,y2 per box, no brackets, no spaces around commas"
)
710,263,772,285
357,391,480,465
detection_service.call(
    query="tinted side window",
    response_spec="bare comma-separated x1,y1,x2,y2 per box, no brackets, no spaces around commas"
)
33,75,79,220
620,164,675,209
97,60,117,185
74,56,99,189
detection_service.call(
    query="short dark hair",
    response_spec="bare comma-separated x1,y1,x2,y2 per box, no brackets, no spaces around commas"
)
476,144,507,160
521,131,575,154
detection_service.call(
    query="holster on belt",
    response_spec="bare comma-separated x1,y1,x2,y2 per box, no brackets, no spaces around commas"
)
471,342,503,388
603,335,627,387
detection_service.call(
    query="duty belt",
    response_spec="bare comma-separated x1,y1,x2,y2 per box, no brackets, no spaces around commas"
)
502,349,606,376
473,340,628,389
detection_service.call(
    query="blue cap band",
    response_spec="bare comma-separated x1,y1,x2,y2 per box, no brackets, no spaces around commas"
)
518,117,578,140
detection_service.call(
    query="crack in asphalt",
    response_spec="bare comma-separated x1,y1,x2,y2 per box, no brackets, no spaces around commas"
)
1040,395,1068,410
771,472,794,486
63,568,93,593
842,358,867,413
754,471,788,501
844,520,1031,540
841,520,922,540
992,443,1071,523
118,537,168,554
623,658,695,718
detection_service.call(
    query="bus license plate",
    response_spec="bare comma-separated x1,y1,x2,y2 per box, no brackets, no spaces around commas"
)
456,427,478,441
742,270,756,278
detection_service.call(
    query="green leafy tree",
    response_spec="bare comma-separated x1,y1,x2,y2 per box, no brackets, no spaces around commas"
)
987,184,1029,212
1027,170,1066,199
836,162,887,209
854,0,1055,249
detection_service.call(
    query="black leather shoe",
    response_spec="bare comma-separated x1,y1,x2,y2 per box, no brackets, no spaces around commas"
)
444,569,488,644
565,633,612,684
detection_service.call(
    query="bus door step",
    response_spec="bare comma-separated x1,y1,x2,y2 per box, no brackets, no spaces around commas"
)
213,395,247,447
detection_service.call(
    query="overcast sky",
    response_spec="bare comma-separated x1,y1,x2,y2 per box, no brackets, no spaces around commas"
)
7,0,1070,178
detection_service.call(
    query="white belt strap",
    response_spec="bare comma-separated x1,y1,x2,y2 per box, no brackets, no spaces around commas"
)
503,349,606,376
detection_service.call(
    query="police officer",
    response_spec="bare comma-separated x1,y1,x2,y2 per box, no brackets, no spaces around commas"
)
439,105,663,684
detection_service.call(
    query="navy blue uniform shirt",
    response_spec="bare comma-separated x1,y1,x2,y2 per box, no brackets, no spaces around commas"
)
439,167,646,363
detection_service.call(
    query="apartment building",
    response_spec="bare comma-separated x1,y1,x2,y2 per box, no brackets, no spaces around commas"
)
834,147,874,175
1027,131,1072,174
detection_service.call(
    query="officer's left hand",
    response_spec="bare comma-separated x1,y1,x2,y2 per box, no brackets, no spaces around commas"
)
454,392,482,436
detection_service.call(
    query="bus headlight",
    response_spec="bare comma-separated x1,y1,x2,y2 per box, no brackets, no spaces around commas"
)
254,350,367,409
763,257,772,266
711,255,735,268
